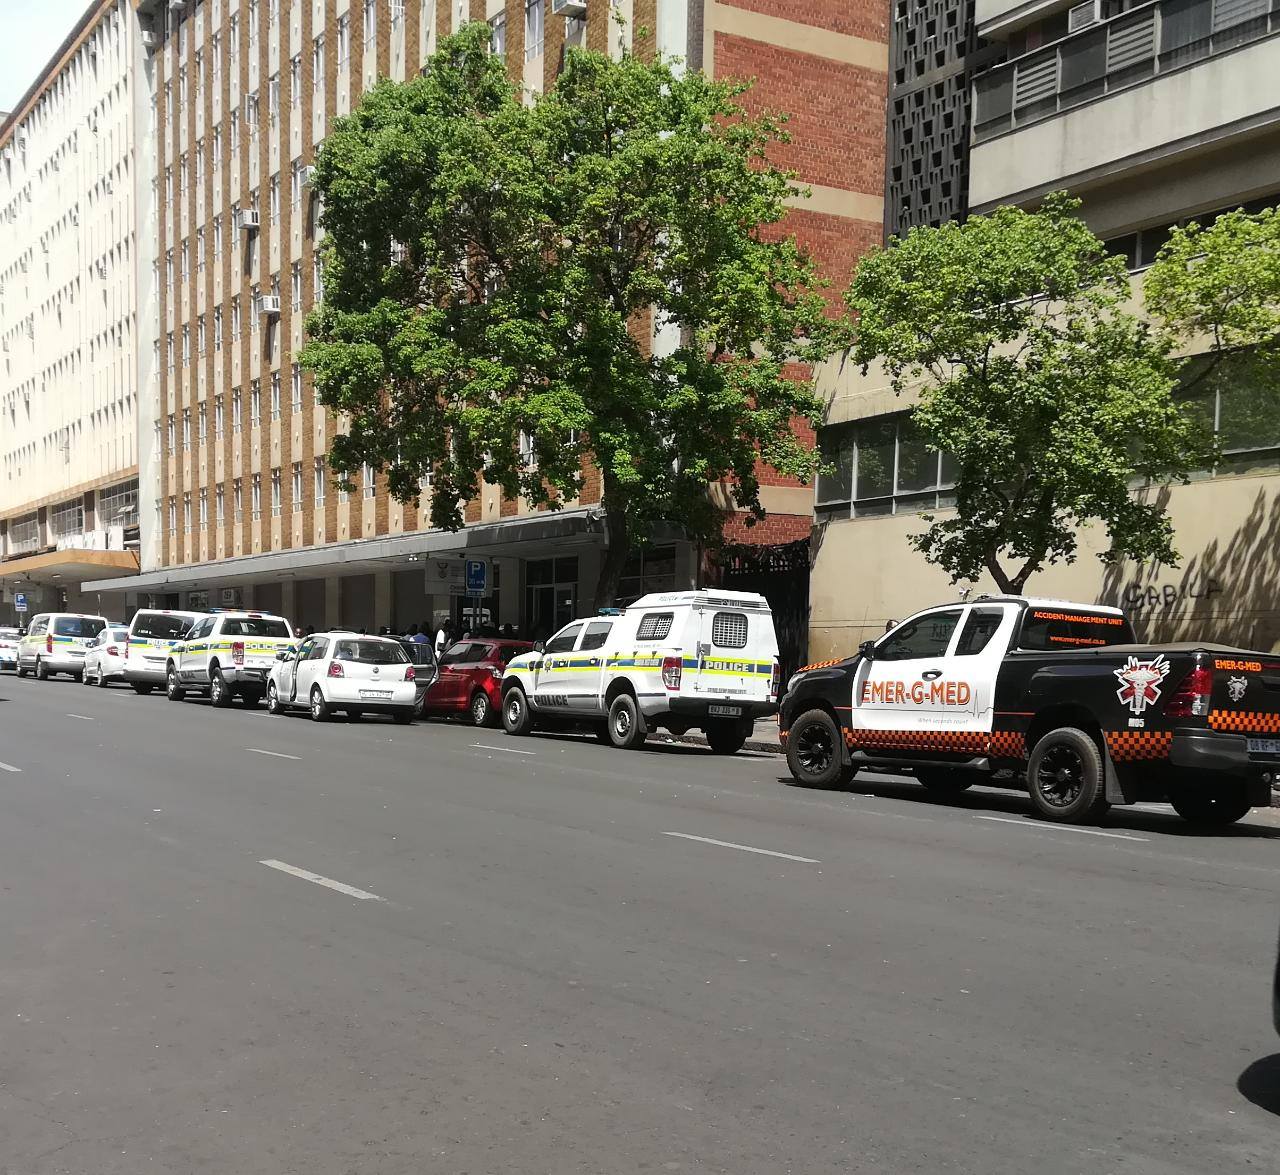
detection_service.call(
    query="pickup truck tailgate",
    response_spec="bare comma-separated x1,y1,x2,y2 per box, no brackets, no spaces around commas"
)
1208,654,1280,736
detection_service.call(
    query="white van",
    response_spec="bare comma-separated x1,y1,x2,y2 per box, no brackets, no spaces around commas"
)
501,590,780,754
16,612,110,681
124,609,205,694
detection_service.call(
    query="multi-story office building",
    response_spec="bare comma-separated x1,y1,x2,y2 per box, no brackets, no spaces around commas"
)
78,0,888,643
810,0,1280,657
0,0,156,624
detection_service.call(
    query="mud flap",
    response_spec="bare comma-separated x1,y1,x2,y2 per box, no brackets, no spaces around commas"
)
1103,743,1140,805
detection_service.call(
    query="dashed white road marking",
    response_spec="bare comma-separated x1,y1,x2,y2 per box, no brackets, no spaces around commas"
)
246,747,301,761
66,713,95,721
0,760,21,773
470,743,536,755
976,815,1149,842
661,831,820,863
259,859,386,902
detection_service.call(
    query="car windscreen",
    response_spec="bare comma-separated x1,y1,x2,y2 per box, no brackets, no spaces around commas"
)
1016,608,1134,650
132,613,192,640
52,616,106,638
223,617,292,638
334,639,409,664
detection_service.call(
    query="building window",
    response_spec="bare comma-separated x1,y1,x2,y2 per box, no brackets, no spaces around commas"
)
199,488,208,528
214,306,223,350
313,35,324,90
251,473,262,520
269,174,280,223
229,14,239,70
251,380,261,426
230,109,239,154
816,415,957,519
268,73,279,124
50,499,84,536
212,126,222,169
268,0,278,25
179,153,187,197
290,160,301,206
194,141,204,187
198,404,207,443
337,14,350,64
233,478,243,520
167,413,175,453
181,325,190,366
314,456,326,502
212,33,221,87
180,241,189,281
490,12,506,54
248,0,258,45
271,468,282,516
183,492,192,532
213,215,222,259
168,496,177,534
215,394,225,437
290,54,301,105
233,388,243,433
313,254,324,300
196,228,205,271
362,462,376,499
292,462,303,510
271,371,281,420
363,0,376,41
1182,361,1280,477
231,295,241,340
164,165,172,204
291,261,302,310
244,91,259,129
525,0,543,60
291,363,302,411
197,315,206,356
165,249,173,288
215,484,225,523
182,408,191,450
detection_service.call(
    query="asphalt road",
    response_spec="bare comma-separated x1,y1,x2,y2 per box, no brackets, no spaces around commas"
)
0,672,1278,1175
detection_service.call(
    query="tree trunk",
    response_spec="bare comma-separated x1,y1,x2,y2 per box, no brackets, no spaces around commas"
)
984,548,1015,594
592,493,630,611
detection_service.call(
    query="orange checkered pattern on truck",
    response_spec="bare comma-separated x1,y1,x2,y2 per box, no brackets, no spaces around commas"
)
1208,709,1280,734
1104,730,1174,761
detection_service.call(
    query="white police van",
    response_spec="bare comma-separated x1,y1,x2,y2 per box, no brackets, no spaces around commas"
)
500,590,780,754
123,609,205,694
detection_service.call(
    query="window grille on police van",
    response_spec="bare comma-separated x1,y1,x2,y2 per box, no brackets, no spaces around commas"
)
711,612,748,649
635,612,674,641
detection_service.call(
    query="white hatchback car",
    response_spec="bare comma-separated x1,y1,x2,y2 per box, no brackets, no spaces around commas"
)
82,625,131,687
266,632,417,723
0,626,19,670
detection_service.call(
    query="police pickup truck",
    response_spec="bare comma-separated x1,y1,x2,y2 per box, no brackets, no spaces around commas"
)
165,609,295,707
780,596,1279,826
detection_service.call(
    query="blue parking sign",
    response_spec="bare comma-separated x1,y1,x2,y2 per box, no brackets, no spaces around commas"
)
14,592,27,613
465,559,487,595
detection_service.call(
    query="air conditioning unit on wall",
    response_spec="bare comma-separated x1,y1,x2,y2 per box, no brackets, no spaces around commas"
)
258,294,281,315
239,208,260,231
1068,0,1102,30
551,0,588,15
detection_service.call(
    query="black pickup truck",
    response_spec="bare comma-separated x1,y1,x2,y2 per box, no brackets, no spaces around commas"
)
780,596,1279,826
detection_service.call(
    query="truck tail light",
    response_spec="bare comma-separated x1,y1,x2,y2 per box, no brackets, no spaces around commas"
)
405,665,415,682
46,634,53,654
232,641,245,665
1165,666,1213,718
107,645,119,657
661,656,682,691
327,660,344,678
770,659,781,701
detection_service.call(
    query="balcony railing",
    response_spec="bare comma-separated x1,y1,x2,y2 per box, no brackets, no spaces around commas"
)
973,0,1280,142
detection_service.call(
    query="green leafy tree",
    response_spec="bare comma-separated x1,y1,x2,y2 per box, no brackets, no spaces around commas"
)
846,193,1208,594
301,23,840,608
1145,206,1280,459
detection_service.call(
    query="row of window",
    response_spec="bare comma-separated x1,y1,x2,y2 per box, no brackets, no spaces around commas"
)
817,372,1280,521
165,459,380,532
161,365,310,447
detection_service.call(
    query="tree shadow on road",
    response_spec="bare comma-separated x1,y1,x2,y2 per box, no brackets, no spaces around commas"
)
782,773,1280,839
1238,1055,1280,1116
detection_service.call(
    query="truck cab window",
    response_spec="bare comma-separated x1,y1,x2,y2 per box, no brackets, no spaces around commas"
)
954,607,1005,656
876,609,962,661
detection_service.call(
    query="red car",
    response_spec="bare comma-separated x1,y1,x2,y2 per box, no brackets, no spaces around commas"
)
423,638,533,726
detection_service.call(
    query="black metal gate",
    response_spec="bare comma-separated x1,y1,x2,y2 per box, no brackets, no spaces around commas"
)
716,538,810,682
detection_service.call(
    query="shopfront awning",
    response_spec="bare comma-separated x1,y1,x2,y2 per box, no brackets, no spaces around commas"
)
81,508,606,595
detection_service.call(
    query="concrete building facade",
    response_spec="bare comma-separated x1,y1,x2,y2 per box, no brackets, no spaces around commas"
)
0,0,155,623
74,0,889,640
809,0,1280,659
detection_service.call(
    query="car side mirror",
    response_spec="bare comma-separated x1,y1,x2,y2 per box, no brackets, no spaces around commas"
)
533,640,546,653
858,639,878,661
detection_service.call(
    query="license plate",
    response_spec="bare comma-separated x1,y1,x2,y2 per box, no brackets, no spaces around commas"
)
1247,737,1280,755
360,689,392,699
708,704,742,717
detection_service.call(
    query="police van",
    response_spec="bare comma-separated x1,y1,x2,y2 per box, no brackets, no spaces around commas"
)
123,609,205,694
166,610,295,706
500,590,780,754
16,612,109,680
